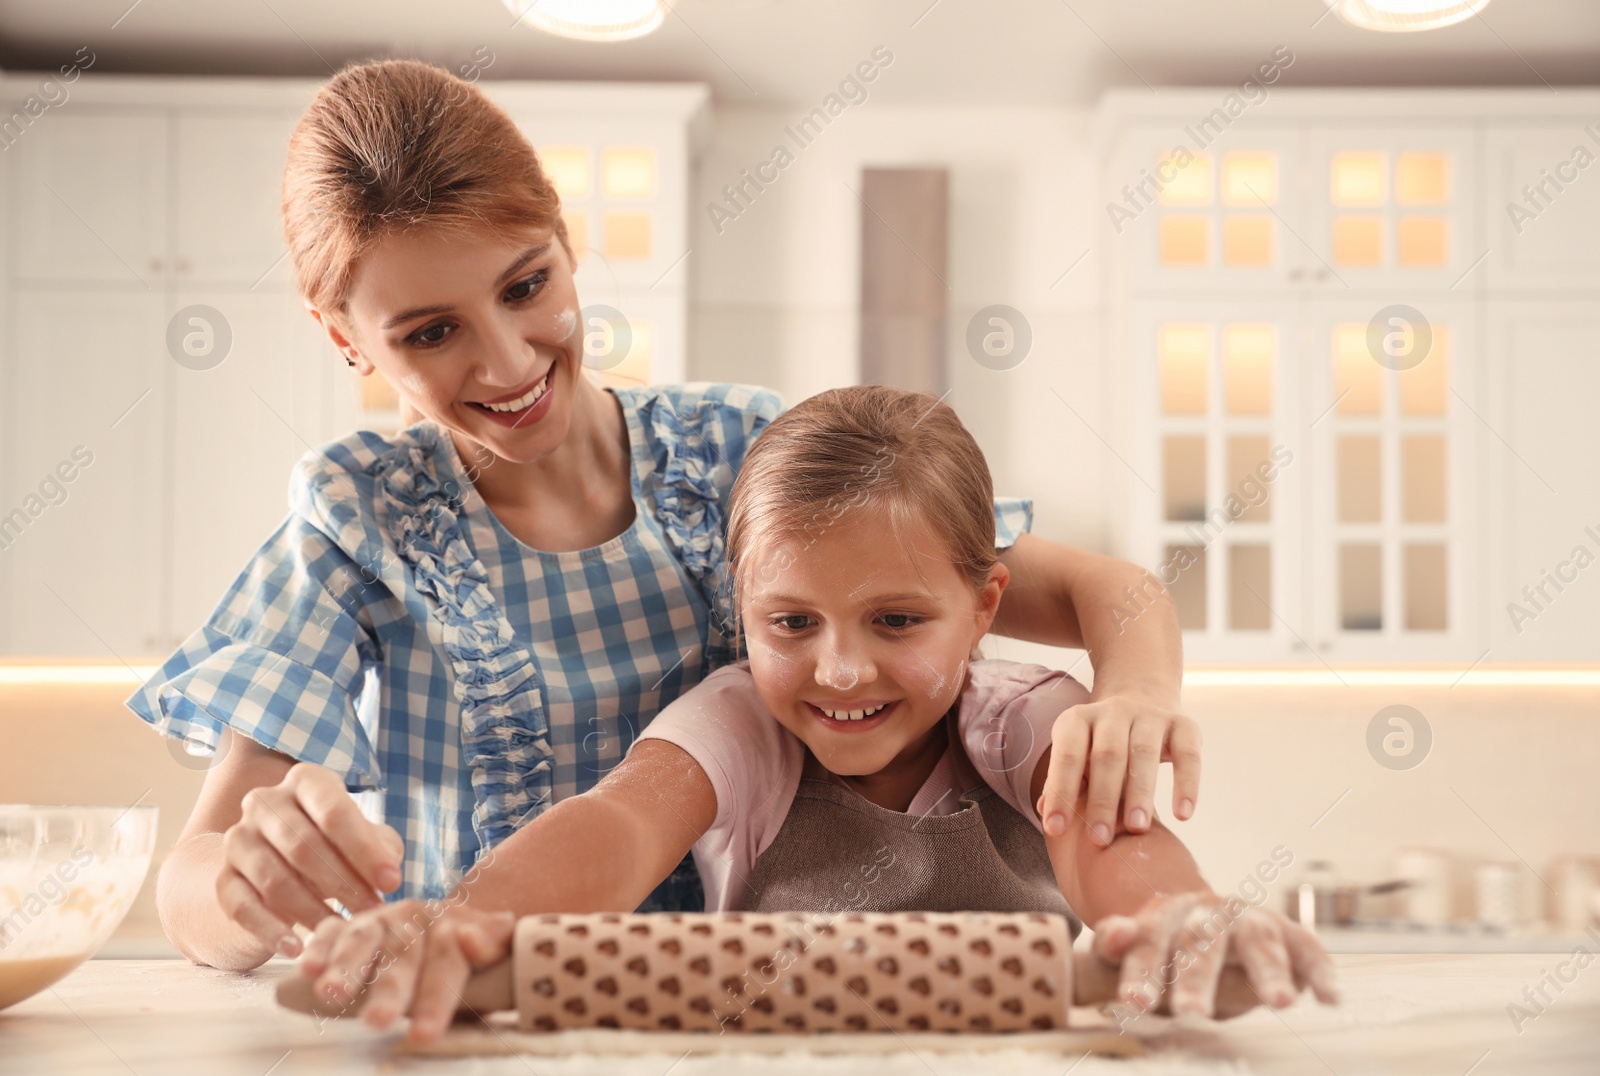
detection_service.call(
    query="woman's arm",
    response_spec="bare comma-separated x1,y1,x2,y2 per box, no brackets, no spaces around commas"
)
159,732,401,971
994,533,1201,844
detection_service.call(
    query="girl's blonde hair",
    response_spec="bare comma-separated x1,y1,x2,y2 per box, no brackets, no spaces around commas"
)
725,386,999,609
282,59,570,316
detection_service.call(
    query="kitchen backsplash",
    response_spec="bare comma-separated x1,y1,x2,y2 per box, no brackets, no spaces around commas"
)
3,652,1597,955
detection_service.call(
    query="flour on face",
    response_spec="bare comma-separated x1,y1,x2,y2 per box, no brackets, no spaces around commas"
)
815,654,866,692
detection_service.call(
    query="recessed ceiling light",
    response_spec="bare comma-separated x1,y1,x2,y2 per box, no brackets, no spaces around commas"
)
1326,0,1492,32
503,0,672,42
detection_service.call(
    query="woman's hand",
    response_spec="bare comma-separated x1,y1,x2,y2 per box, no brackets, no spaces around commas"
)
217,761,405,956
1038,694,1202,845
991,535,1199,847
297,901,516,1043
1089,890,1339,1020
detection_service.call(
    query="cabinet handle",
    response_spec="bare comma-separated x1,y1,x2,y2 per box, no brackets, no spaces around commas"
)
1288,268,1304,282
149,257,165,274
175,257,191,274
1314,268,1330,283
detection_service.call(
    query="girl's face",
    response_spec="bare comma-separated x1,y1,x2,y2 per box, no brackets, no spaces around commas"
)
742,506,1007,778
314,222,586,466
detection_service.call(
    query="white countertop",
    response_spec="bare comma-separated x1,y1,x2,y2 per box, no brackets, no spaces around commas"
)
1,954,1596,1075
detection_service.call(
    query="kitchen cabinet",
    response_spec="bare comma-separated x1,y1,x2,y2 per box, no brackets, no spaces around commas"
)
174,112,302,287
11,110,169,287
3,291,167,654
1482,301,1600,663
11,108,298,290
1125,298,1307,662
1302,295,1479,662
0,73,707,657
1104,123,1478,295
1099,90,1600,662
1300,125,1480,293
1124,294,1477,662
1484,122,1600,292
167,288,346,640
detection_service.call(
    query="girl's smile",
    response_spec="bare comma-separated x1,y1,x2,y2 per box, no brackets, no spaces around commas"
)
807,698,898,732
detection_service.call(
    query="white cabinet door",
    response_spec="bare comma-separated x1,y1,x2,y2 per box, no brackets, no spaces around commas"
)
175,112,303,287
166,289,343,647
1107,125,1304,296
1302,125,1481,294
1484,124,1600,292
10,109,169,287
1483,300,1600,662
1127,299,1306,661
1304,296,1481,662
584,289,687,388
4,291,167,655
505,112,692,299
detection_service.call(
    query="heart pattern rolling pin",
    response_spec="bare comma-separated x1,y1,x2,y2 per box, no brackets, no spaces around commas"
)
277,909,1261,1034
512,910,1071,1033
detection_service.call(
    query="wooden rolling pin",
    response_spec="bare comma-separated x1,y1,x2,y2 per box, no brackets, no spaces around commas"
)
278,910,1257,1034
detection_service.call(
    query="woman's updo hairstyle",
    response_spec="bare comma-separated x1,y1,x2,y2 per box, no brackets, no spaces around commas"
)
282,59,570,316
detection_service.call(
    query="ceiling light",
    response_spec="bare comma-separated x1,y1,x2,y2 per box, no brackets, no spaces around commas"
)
1326,0,1491,32
503,0,672,41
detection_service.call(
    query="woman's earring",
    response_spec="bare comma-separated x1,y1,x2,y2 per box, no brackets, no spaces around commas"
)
343,353,356,368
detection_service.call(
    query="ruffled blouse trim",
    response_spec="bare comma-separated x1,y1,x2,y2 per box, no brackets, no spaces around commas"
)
366,427,556,853
629,391,740,669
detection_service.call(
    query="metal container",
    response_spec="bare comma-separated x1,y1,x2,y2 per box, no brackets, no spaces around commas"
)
1285,861,1411,930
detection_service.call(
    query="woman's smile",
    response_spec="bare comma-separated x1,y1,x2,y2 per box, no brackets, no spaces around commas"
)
465,367,555,428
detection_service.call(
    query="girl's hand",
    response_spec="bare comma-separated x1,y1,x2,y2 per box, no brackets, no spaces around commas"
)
297,901,517,1044
1038,694,1202,845
1090,890,1339,1020
217,761,405,956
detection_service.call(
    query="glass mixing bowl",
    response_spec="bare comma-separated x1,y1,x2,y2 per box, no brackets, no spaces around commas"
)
0,804,158,1011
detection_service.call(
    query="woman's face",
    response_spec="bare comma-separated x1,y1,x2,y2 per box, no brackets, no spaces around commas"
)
741,506,1006,778
320,222,585,465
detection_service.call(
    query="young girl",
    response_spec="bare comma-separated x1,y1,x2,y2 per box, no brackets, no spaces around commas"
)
292,386,1335,1041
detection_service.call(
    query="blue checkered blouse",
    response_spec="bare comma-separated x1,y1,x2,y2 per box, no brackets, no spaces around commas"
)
126,383,1034,906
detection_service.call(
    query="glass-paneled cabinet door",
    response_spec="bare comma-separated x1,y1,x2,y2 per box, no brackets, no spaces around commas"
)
519,120,690,298
1127,302,1306,661
1302,127,1480,293
1305,297,1480,661
1106,126,1304,293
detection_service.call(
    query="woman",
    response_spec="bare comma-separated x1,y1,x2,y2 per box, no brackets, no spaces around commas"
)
128,59,1200,972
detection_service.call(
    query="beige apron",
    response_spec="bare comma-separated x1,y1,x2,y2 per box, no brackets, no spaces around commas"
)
742,712,1082,937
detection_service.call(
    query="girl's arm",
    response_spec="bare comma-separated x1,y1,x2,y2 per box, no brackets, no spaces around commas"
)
293,740,717,1042
994,533,1202,846
452,740,717,915
1028,750,1338,1019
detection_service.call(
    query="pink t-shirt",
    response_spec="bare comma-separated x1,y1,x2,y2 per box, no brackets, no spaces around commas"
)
633,660,1090,911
